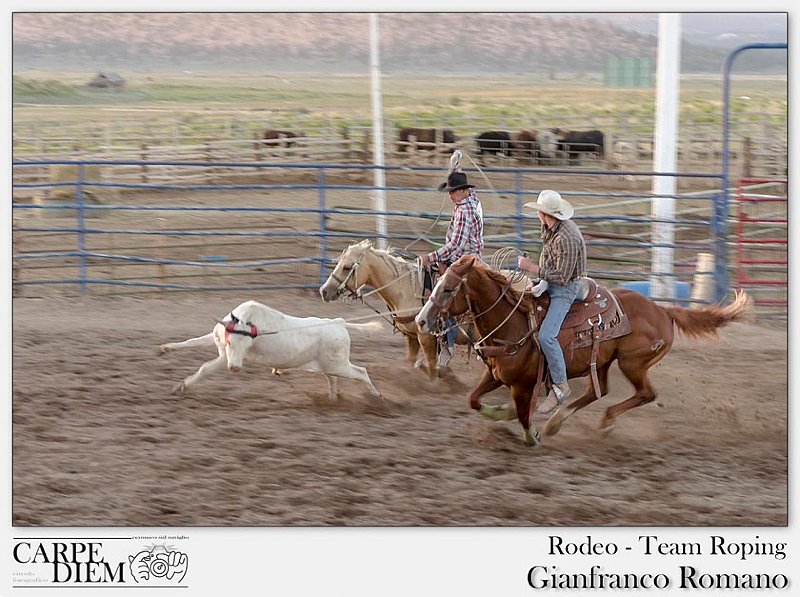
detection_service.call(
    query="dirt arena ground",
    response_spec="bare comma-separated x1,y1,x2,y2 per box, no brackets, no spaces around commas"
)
12,289,787,527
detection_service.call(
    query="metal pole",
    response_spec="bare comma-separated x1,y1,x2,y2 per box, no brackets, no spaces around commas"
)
649,13,681,302
720,42,787,301
369,13,388,249
76,163,87,293
318,167,328,286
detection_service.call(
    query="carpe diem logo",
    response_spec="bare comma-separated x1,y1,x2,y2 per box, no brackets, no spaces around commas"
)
129,543,188,584
11,539,189,587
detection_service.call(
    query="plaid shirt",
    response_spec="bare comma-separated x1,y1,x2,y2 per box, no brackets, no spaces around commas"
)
538,219,586,286
427,190,484,265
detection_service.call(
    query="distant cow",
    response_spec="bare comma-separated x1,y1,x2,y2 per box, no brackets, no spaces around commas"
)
476,131,514,161
262,129,299,148
554,128,605,165
397,127,457,152
511,130,538,161
610,141,636,181
535,129,558,163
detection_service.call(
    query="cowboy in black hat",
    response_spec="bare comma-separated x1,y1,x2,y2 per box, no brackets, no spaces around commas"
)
418,168,484,367
419,170,483,268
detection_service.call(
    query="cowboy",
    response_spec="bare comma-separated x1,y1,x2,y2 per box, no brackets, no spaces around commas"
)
517,190,586,409
419,169,484,367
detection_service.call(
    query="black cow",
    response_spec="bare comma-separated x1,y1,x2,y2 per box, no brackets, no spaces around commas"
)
554,128,605,165
475,131,515,161
397,127,457,152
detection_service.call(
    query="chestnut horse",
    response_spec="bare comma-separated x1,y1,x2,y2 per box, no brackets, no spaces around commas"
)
416,254,753,446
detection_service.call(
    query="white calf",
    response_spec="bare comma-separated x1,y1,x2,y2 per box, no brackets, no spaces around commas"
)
159,300,382,400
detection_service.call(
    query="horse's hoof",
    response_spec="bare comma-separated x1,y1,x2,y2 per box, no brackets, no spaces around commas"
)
544,408,568,436
479,404,517,422
599,419,616,434
523,428,541,446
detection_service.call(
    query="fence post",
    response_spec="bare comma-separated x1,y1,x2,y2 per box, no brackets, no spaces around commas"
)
12,219,20,297
156,217,166,291
140,142,149,183
514,169,524,251
317,167,328,285
76,162,87,293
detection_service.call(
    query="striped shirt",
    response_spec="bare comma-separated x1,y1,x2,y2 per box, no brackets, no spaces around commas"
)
538,219,586,286
427,190,484,265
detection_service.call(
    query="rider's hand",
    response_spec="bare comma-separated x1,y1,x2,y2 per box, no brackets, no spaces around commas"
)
517,255,539,276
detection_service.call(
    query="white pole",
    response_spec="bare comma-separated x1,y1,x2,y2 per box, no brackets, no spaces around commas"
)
369,13,388,249
650,13,681,302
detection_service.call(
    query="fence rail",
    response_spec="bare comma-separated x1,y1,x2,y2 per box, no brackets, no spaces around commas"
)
12,159,785,317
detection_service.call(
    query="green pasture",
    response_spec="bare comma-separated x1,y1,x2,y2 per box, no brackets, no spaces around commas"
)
13,70,787,127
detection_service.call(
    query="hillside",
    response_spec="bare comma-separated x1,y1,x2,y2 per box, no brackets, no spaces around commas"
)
12,12,782,75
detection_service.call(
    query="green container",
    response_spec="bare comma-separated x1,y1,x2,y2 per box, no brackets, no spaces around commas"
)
604,57,653,88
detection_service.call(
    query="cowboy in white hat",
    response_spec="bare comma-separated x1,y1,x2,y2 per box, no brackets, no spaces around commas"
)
517,190,586,412
418,168,484,367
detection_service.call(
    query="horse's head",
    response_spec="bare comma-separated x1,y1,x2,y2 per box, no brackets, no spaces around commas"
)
319,239,374,302
415,255,478,334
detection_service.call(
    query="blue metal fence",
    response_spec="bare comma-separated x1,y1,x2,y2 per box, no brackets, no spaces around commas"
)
12,159,726,302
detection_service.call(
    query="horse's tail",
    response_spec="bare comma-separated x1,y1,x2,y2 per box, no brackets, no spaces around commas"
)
662,289,754,339
345,320,385,333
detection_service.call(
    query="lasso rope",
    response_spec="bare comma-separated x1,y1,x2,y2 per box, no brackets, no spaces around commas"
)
489,246,528,284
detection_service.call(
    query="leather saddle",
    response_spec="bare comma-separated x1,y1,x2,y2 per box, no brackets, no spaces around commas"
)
533,278,631,350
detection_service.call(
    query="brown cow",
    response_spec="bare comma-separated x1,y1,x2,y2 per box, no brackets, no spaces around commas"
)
262,129,299,148
397,127,457,152
512,130,538,161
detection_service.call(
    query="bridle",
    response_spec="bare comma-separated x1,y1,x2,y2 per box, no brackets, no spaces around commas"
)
431,267,527,348
328,255,363,299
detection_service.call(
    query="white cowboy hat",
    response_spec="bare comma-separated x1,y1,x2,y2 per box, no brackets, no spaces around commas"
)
523,189,574,221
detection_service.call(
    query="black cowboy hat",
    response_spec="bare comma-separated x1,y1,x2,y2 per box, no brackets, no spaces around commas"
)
437,171,475,192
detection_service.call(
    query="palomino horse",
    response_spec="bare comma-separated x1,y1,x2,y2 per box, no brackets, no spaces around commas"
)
416,254,753,446
319,239,443,379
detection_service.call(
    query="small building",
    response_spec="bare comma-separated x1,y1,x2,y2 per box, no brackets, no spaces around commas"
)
87,72,126,89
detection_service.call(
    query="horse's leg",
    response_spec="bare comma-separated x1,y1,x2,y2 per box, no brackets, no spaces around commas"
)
598,357,658,431
174,354,226,395
511,385,540,447
419,332,439,380
545,360,612,436
405,334,424,370
470,367,511,420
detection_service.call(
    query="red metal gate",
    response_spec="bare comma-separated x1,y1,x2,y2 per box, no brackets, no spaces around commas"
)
734,178,787,309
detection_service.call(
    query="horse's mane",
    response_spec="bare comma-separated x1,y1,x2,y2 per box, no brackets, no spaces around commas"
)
476,264,535,313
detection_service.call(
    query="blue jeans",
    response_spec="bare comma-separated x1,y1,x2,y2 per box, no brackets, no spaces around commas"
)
444,317,458,347
538,279,581,384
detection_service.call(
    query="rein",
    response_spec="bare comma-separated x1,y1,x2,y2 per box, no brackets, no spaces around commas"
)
469,282,529,349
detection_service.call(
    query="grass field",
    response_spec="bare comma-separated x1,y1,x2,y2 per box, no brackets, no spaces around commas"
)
13,70,788,128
